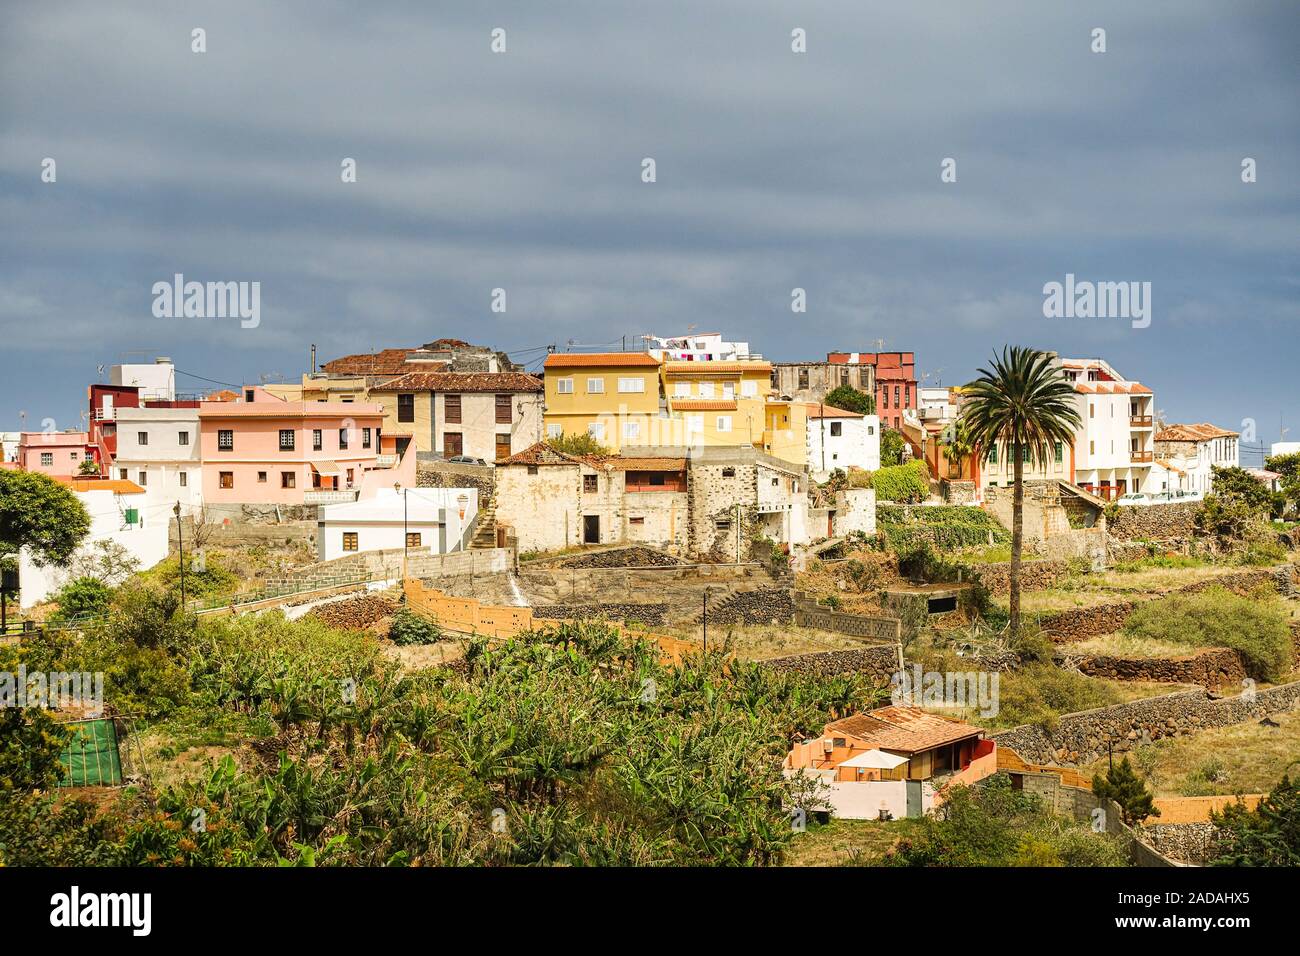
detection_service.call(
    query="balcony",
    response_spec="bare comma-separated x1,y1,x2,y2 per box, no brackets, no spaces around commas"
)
1130,450,1154,463
304,489,359,504
375,454,399,467
1130,416,1153,428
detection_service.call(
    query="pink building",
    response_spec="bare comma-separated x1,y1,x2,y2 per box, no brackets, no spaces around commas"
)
17,431,97,478
198,388,387,505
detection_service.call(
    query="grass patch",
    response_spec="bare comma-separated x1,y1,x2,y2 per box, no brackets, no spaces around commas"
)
783,817,926,866
1070,632,1205,659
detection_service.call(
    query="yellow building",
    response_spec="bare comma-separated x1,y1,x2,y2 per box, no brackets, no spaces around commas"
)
542,353,663,452
661,359,776,451
762,399,809,467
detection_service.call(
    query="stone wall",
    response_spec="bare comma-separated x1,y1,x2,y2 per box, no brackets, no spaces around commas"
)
968,559,1071,597
760,644,900,684
791,593,902,641
702,586,795,626
688,461,758,558
263,546,511,593
1063,647,1247,688
548,545,682,569
532,602,669,626
990,679,1300,765
940,479,977,505
1142,823,1221,865
1037,567,1282,642
1108,501,1202,542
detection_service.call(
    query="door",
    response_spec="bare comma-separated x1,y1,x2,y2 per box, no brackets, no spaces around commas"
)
905,779,923,818
583,514,600,544
495,433,512,462
444,432,463,458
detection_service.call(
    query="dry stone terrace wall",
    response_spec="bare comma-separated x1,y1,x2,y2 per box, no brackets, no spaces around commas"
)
1142,824,1221,865
516,562,779,621
760,644,899,684
1037,567,1287,643
791,593,902,641
1107,501,1201,542
701,586,795,626
545,546,682,569
968,560,1071,597
991,679,1300,766
1063,647,1248,689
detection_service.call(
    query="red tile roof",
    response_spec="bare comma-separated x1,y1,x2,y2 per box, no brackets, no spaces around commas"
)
805,403,865,419
588,456,687,472
670,399,738,411
824,706,982,754
321,349,433,376
1074,382,1152,395
496,441,585,467
543,352,660,368
370,371,542,393
1154,422,1239,442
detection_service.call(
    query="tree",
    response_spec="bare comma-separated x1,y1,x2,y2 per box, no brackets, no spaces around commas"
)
1092,757,1160,826
50,576,114,623
547,433,611,457
76,457,100,476
960,347,1081,639
1208,465,1273,511
823,385,874,416
1210,774,1300,866
1264,452,1300,514
879,428,906,467
0,470,92,567
940,419,975,478
66,539,140,587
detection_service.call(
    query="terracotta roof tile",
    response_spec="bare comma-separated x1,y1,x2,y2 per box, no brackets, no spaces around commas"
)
496,441,585,467
805,403,865,419
321,349,432,376
587,456,687,472
670,399,738,411
1154,422,1239,442
370,371,542,393
824,706,982,754
543,352,660,368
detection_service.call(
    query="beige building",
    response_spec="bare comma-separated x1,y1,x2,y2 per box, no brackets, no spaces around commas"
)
368,371,543,461
493,442,689,553
772,361,875,405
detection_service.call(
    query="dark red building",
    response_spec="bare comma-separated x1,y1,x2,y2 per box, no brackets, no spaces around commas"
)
826,351,917,430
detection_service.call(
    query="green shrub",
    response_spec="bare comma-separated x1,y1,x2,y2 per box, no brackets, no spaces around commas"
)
50,576,114,623
872,460,930,503
389,609,442,646
1121,585,1291,681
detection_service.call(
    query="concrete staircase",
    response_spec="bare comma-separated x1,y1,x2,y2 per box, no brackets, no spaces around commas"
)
470,495,498,549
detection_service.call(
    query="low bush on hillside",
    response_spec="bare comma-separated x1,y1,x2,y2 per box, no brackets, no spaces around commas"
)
1121,585,1292,682
388,608,442,645
871,460,930,503
882,775,1127,867
877,504,1010,552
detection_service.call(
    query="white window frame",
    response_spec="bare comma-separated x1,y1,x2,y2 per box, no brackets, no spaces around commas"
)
674,382,690,398
587,377,605,394
588,422,606,440
555,378,574,394
740,380,758,397
623,421,640,441
546,423,563,438
716,415,732,433
698,382,715,398
617,377,645,394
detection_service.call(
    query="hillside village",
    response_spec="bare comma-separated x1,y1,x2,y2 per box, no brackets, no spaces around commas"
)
3,333,1299,869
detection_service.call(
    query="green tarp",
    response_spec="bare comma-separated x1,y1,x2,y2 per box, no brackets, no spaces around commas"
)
59,719,122,787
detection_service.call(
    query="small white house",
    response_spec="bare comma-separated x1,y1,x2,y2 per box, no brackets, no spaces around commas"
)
806,406,880,481
19,479,169,608
316,487,478,562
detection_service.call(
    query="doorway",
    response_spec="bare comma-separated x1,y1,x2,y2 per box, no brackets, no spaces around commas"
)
583,514,600,544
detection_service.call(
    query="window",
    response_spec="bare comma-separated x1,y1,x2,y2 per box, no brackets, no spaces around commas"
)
629,516,645,525
40,453,52,466
218,429,234,450
721,467,736,478
258,471,268,482
178,431,189,446
588,422,606,440
342,532,358,552
281,472,296,488
1090,441,1095,454
495,393,512,424
555,378,574,394
338,428,349,450
1055,442,1064,464
716,415,732,433
623,421,640,441
617,377,645,393
313,429,323,450
220,471,234,489
362,427,372,448
397,394,415,423
119,468,127,479
406,532,422,548
772,477,779,487
244,388,255,403
867,425,875,435
527,465,539,475
1089,403,1095,419
741,380,757,397
722,382,735,399
715,517,732,530
894,386,900,407
830,421,842,437
547,423,562,439
798,369,809,390
70,451,79,460
1022,446,1031,463
445,394,462,424
137,471,147,485
179,472,188,487
881,388,889,409
699,382,715,398
583,474,598,493
495,433,512,461
279,429,295,451
138,431,149,446
587,378,605,394
674,382,690,397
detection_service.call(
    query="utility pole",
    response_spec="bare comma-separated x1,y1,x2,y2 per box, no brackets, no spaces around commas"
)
702,589,709,654
174,502,186,608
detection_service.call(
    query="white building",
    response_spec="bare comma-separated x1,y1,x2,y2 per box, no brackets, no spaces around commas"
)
1153,423,1239,495
1270,441,1300,458
316,487,478,562
917,387,958,425
0,431,19,463
805,405,880,481
1057,358,1156,500
110,406,203,514
110,357,176,402
643,331,758,362
19,479,169,608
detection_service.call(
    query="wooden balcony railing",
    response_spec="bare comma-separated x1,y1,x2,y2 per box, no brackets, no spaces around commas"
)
1130,416,1153,427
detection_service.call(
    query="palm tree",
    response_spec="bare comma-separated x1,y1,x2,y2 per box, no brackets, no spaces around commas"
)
940,418,975,478
960,347,1081,639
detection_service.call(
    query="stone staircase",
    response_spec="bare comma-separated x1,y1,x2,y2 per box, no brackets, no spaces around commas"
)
470,495,498,549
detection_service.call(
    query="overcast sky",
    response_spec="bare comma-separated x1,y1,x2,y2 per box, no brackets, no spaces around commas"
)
2,1,1296,456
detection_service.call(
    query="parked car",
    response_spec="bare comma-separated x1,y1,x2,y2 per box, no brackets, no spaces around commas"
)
1116,492,1152,506
447,455,487,465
